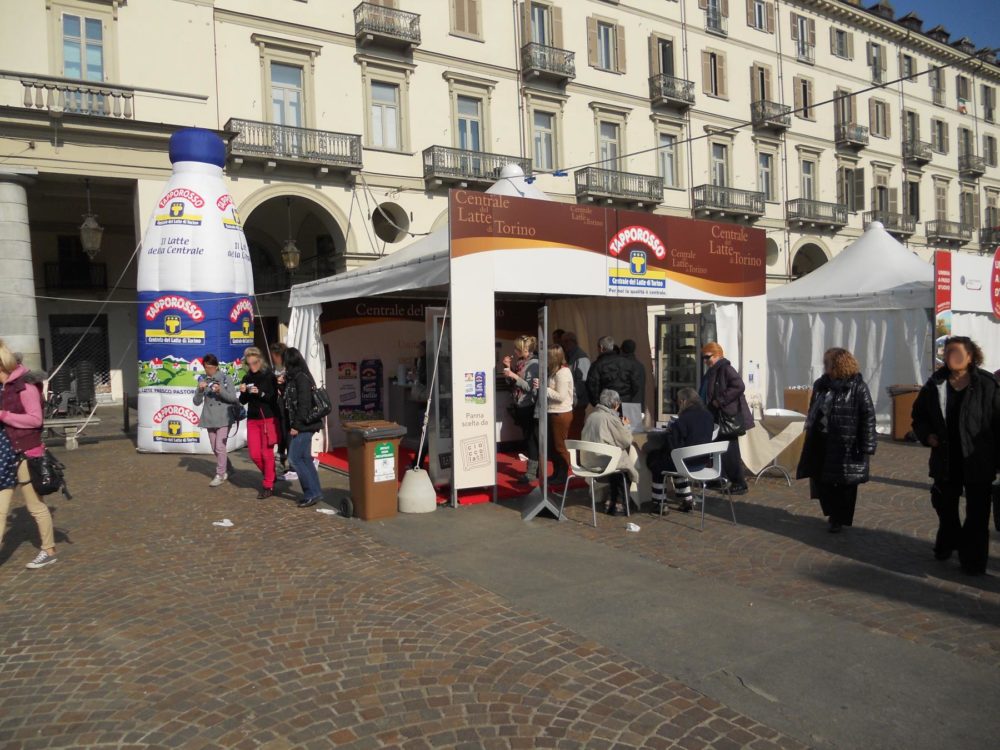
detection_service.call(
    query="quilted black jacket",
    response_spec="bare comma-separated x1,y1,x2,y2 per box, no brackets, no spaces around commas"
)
911,366,1000,484
796,373,877,486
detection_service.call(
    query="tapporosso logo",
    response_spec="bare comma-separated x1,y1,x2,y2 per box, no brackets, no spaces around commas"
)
607,225,667,292
151,404,201,444
217,194,243,231
144,295,206,345
229,298,254,345
155,188,205,226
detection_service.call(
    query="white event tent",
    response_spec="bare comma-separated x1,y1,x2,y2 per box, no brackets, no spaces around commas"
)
767,221,934,431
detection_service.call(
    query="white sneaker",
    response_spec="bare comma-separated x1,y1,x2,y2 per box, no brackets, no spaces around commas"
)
26,550,57,569
209,473,227,487
282,471,298,482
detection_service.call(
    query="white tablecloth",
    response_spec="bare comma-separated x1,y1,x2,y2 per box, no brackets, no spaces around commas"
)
739,414,807,476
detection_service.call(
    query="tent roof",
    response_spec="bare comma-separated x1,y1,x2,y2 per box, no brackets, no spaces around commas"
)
289,165,550,307
768,221,934,312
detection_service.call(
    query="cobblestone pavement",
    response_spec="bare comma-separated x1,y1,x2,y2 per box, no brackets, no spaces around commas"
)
555,439,1000,669
0,437,806,750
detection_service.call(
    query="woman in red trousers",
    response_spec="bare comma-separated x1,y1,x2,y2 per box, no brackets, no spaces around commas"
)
239,347,280,499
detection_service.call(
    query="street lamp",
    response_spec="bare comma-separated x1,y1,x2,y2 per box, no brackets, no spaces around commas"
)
79,178,104,259
281,197,300,271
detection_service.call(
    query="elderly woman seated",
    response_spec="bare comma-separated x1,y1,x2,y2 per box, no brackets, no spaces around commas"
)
646,387,715,512
581,389,639,516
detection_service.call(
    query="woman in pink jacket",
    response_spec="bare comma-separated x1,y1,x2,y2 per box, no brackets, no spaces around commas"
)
0,340,57,569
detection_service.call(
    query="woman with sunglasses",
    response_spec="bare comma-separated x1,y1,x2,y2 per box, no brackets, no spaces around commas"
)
699,342,753,495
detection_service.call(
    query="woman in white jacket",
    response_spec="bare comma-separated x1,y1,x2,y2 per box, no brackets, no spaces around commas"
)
536,345,574,485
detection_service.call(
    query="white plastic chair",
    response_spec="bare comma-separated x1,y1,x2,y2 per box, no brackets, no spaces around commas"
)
655,425,720,515
559,440,630,527
670,441,738,531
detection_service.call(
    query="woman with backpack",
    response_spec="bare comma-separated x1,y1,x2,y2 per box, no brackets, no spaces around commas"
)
283,347,325,508
503,335,540,483
0,340,58,569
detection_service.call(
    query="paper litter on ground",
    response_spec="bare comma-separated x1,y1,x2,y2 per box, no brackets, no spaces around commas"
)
315,508,338,515
625,522,641,532
212,519,234,527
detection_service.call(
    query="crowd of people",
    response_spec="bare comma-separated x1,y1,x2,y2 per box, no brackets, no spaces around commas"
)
192,343,325,509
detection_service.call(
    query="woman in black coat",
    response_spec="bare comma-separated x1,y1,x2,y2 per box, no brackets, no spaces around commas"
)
797,348,877,533
700,342,754,495
911,336,1000,575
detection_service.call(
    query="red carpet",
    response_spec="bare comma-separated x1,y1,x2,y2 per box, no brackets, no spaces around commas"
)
318,448,585,505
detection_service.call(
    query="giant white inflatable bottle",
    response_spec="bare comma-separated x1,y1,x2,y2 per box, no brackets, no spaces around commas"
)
136,128,254,453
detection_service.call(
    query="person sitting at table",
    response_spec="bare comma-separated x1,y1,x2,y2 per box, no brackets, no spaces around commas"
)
581,389,638,516
647,388,715,513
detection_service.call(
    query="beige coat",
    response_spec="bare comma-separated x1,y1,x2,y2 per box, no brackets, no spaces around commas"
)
581,405,638,483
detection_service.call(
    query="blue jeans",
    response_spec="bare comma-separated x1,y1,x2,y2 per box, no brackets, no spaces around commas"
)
289,431,321,501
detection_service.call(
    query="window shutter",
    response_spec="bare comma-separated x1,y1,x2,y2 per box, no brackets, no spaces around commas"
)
901,183,909,216
520,1,531,41
880,48,887,72
790,13,798,40
807,19,816,47
717,53,728,98
869,98,877,132
763,66,772,100
793,76,803,111
885,101,891,138
452,0,464,33
889,188,899,215
866,41,873,65
973,192,981,229
750,65,760,101
846,32,854,59
830,26,837,53
746,0,754,26
837,167,845,205
615,24,626,73
649,35,659,75
721,0,730,17
806,80,814,116
854,169,865,211
765,2,774,33
699,0,708,9
467,0,480,36
587,17,599,67
702,51,713,95
552,6,563,47
943,124,950,154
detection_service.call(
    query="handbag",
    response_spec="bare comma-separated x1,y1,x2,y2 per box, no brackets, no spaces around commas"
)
714,409,746,440
25,450,72,499
306,385,332,423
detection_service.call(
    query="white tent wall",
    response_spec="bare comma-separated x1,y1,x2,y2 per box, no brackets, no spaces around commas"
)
953,312,1000,372
286,302,326,453
768,307,932,432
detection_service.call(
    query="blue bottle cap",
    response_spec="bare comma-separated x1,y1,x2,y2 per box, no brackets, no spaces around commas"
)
168,128,226,168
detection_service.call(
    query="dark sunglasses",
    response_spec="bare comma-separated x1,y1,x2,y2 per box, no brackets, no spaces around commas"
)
701,354,712,360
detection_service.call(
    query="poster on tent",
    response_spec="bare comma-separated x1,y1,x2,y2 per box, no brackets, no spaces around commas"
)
934,248,1000,367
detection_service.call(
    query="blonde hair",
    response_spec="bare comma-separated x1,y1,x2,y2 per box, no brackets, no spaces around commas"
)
514,335,537,356
243,346,268,369
547,345,566,373
0,339,17,374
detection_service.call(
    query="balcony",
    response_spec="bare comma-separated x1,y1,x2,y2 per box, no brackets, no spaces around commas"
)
423,146,532,188
786,199,848,230
44,262,107,291
692,185,765,221
354,2,421,48
959,153,987,178
835,123,869,149
864,210,916,238
981,227,1000,250
574,167,663,208
751,100,791,131
796,42,816,64
20,75,134,119
926,220,973,245
224,118,362,178
903,139,933,164
649,74,695,110
705,9,728,36
521,42,575,83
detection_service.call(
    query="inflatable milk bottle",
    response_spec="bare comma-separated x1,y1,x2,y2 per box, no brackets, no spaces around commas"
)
136,128,254,453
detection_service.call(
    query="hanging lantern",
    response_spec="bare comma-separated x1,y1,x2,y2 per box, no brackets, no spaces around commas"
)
79,178,103,259
280,197,300,270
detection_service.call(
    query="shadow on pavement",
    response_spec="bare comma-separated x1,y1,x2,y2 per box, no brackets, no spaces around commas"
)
0,505,73,567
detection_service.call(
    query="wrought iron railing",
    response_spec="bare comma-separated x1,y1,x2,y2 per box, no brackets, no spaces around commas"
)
44,262,108,290
423,145,532,184
574,167,663,204
649,74,695,106
864,210,916,235
225,118,362,169
520,42,575,79
903,139,932,162
959,153,986,175
751,100,791,129
980,227,1000,249
693,185,765,215
20,76,134,119
927,220,973,242
786,199,848,226
353,2,421,45
835,122,870,147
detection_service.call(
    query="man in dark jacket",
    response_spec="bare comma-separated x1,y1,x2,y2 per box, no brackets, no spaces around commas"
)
912,336,1000,574
620,339,646,408
586,336,633,408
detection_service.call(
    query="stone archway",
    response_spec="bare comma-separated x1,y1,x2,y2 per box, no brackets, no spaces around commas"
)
791,241,829,278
